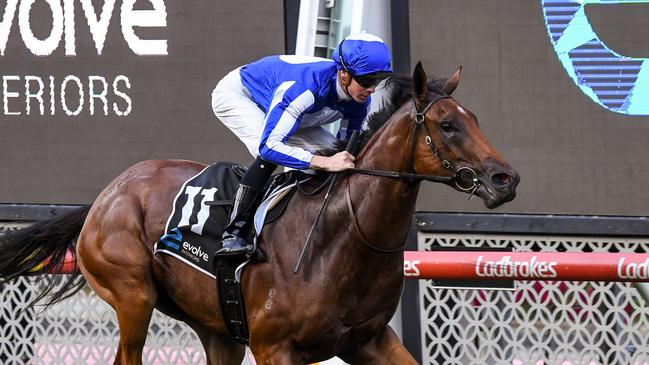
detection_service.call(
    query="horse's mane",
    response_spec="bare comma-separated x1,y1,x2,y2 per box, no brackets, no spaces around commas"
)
321,73,448,155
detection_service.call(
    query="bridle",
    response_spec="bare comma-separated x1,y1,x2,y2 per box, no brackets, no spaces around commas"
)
335,39,478,192
298,94,484,256
413,94,481,197
348,94,482,198
340,95,482,254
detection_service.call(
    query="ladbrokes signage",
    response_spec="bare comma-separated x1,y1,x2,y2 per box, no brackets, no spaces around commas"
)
0,1,283,203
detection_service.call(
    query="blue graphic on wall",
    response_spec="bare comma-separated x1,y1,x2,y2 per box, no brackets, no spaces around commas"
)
541,0,649,115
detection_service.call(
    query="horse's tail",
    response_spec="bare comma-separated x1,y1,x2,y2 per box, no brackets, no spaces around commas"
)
0,205,91,307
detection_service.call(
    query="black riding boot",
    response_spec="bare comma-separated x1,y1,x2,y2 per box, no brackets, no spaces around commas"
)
216,157,277,256
216,184,258,256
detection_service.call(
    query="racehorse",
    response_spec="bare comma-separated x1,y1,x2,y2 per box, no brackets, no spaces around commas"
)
0,62,518,364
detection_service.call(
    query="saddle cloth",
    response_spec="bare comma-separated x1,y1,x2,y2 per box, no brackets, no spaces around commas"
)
153,162,312,278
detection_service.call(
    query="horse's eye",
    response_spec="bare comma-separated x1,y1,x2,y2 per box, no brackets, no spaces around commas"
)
440,121,455,133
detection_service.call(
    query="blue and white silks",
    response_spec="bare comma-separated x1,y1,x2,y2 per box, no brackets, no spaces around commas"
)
212,33,392,169
239,55,369,169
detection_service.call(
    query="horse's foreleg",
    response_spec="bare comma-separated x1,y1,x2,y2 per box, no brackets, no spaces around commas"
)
340,326,419,365
251,345,301,365
191,324,245,365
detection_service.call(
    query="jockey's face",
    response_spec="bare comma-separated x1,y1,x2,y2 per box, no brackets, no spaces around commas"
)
339,70,376,104
348,78,376,103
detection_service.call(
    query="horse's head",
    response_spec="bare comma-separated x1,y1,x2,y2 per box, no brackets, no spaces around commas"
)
410,62,519,208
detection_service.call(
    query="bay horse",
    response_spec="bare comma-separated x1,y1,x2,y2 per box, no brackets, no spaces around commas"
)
0,62,518,364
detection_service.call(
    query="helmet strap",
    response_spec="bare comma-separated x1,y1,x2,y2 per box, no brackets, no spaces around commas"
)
337,39,354,99
338,40,349,73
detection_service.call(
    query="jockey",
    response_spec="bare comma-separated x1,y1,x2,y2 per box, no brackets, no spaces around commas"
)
211,33,392,256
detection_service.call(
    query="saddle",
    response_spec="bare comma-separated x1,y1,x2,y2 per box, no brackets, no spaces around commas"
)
153,162,323,344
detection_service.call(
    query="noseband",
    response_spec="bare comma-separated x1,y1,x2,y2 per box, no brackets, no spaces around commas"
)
348,94,481,198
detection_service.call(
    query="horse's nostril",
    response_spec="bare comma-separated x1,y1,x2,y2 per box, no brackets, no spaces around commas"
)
491,173,512,189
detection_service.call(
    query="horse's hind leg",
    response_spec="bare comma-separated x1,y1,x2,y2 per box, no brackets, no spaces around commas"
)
77,219,157,365
112,284,156,365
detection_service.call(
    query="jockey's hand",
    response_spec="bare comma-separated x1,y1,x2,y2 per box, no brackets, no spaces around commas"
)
309,151,355,172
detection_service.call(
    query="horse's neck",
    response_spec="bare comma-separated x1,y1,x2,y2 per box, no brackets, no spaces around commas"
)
346,107,420,249
356,106,415,173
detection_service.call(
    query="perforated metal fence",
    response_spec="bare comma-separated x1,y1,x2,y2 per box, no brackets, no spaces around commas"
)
0,277,206,364
0,221,257,365
407,213,649,365
4,211,649,364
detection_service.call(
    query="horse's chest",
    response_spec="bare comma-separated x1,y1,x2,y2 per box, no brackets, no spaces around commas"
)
295,310,388,359
296,281,401,348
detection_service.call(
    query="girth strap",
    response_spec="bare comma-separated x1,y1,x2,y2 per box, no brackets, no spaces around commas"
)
215,257,250,344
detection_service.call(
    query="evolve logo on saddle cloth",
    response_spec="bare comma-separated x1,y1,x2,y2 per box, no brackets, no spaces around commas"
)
153,162,243,278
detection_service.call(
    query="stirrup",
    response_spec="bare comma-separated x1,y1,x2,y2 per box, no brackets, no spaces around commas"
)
216,235,254,256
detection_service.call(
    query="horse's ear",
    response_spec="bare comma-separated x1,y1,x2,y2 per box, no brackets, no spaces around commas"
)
441,66,462,95
412,61,428,105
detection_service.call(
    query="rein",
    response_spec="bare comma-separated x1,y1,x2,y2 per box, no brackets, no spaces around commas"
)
347,168,453,183
344,177,407,253
341,94,482,254
299,94,485,256
347,94,481,197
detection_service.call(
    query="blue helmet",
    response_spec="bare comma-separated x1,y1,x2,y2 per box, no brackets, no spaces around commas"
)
332,33,392,76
